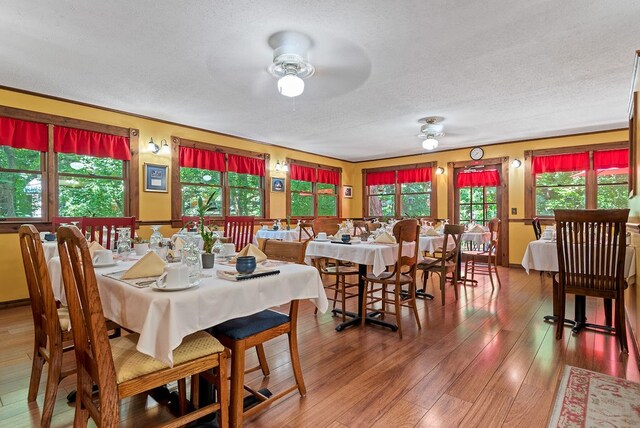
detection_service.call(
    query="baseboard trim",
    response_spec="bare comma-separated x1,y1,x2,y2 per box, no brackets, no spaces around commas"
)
0,298,30,309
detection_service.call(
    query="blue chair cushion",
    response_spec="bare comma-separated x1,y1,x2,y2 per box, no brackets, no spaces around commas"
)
212,310,290,340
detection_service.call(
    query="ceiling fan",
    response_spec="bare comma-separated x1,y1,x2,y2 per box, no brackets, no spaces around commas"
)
267,31,315,98
417,116,445,150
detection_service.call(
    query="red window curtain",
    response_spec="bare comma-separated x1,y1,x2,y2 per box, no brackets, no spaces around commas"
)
317,168,339,185
227,154,265,176
366,171,396,186
290,164,316,182
456,170,500,188
397,167,432,184
594,148,629,169
54,126,130,160
532,152,589,174
179,146,226,171
0,116,48,152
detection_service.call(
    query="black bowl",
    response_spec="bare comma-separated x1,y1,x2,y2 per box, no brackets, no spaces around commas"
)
236,256,257,274
44,233,56,241
341,234,351,243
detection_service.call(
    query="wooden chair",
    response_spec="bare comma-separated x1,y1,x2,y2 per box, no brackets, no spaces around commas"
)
554,209,630,353
18,225,75,428
212,239,309,427
462,218,502,289
312,217,340,236
352,220,370,237
313,252,360,322
417,224,465,305
81,216,136,249
56,226,228,427
224,215,255,251
51,216,83,232
532,217,542,240
361,219,421,339
298,221,315,242
368,222,383,232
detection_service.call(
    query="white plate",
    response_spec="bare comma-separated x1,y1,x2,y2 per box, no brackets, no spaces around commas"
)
314,238,331,242
93,261,120,268
148,281,200,291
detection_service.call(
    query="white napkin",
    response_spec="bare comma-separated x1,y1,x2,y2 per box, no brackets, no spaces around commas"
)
470,225,485,233
121,252,166,279
174,237,186,250
230,243,267,263
88,241,107,257
425,227,438,236
374,231,396,244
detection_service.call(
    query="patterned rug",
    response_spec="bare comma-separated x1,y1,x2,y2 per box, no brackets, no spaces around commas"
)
548,365,640,427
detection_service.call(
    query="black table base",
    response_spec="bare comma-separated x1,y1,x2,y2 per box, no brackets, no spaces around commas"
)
544,296,616,335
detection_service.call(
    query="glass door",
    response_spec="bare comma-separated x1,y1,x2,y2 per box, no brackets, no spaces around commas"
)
458,186,498,226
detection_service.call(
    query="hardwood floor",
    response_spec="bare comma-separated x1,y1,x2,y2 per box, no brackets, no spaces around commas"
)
0,267,638,427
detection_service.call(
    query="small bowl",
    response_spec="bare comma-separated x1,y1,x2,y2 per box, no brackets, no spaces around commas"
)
341,234,351,243
236,256,257,274
44,233,56,241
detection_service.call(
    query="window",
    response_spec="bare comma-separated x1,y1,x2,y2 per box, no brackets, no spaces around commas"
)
525,144,629,218
287,161,340,218
172,139,268,222
0,147,44,218
363,164,436,218
456,169,500,225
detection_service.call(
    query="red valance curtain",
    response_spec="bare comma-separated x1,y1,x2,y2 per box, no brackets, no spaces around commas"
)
290,164,316,182
54,126,130,161
0,116,48,152
397,167,432,184
594,148,629,169
532,152,589,174
179,146,226,171
456,170,500,188
317,168,339,185
227,154,265,176
366,171,396,186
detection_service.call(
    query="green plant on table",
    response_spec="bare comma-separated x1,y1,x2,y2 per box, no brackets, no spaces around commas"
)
196,191,218,254
133,236,148,244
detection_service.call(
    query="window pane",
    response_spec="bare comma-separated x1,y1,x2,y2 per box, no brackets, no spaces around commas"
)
472,204,484,222
0,172,42,217
485,187,497,203
459,205,471,222
536,186,585,216
0,147,41,171
180,167,221,185
459,188,471,204
597,184,628,209
317,182,336,195
229,188,262,216
471,187,484,201
228,172,260,188
318,195,337,216
58,153,122,177
59,177,124,217
597,169,628,185
486,204,498,220
291,179,313,192
369,184,395,195
401,182,431,194
181,185,222,216
401,193,430,217
369,195,395,217
291,192,314,216
536,171,585,186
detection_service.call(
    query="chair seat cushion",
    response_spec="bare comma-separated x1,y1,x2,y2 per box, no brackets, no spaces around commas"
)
417,257,455,269
111,331,224,384
57,307,70,331
363,272,414,284
212,310,290,340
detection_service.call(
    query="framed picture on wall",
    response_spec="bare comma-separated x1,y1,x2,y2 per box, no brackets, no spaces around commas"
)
343,185,353,199
144,163,168,192
271,177,285,192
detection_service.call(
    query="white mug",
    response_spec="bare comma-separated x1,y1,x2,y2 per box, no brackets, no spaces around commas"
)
93,250,114,265
222,243,236,256
262,225,268,230
156,264,189,289
317,232,328,240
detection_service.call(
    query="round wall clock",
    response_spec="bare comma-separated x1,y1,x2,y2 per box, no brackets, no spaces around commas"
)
470,147,484,160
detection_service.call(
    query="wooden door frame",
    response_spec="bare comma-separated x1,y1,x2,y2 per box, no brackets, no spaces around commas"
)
447,157,510,267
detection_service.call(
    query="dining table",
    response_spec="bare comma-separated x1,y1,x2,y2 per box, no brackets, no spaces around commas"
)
305,239,415,332
253,228,300,244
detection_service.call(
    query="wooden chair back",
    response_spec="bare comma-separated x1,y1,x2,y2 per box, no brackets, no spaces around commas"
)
312,218,339,236
368,222,383,232
259,239,308,265
181,215,214,229
224,215,255,251
352,220,370,236
81,216,136,249
436,224,465,267
56,225,119,423
391,219,420,277
51,216,83,232
298,222,315,242
532,217,542,240
487,218,501,253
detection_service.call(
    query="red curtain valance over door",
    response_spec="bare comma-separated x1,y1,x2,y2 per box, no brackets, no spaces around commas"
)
594,149,629,169
317,168,339,186
0,116,48,152
456,170,500,188
54,126,130,160
179,146,226,171
366,171,396,186
227,154,265,176
397,167,432,184
290,164,316,182
532,152,589,174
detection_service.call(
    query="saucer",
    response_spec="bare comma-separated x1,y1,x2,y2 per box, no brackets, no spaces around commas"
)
314,238,331,242
93,261,120,268
148,281,199,291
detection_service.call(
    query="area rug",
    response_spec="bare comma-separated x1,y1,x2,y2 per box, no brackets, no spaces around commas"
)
548,365,640,427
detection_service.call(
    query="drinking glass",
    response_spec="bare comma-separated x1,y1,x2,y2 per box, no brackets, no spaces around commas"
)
180,232,202,284
116,227,132,261
149,225,164,253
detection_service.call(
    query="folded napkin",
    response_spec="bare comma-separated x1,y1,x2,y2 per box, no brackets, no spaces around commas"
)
174,237,186,251
121,251,166,279
425,227,439,236
374,231,396,244
230,243,267,263
88,241,107,257
469,225,485,233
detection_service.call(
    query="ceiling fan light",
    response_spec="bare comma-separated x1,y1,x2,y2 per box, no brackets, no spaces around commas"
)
278,74,305,97
422,138,439,150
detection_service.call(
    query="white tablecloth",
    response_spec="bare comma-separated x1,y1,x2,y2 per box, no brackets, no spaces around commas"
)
48,257,328,365
521,239,636,281
305,240,415,276
42,242,58,263
462,231,492,246
253,229,299,244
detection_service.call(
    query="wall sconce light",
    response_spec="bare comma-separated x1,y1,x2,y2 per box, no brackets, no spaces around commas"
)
436,167,445,175
148,137,170,154
274,160,289,172
511,159,522,168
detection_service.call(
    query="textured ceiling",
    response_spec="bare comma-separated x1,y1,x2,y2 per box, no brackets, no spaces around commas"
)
1,1,639,161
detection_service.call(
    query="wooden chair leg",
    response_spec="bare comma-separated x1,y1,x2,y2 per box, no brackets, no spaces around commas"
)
41,349,62,427
452,269,459,301
616,297,628,353
229,342,246,428
177,378,187,416
487,262,495,289
394,286,403,339
410,282,421,330
360,281,368,327
190,374,199,409
340,275,347,322
217,351,229,427
28,348,44,402
255,344,270,376
494,255,502,287
604,298,613,327
556,291,566,340
440,273,446,306
287,331,307,396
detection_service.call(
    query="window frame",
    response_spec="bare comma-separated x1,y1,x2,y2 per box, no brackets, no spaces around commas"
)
0,105,138,232
524,141,629,220
285,158,341,219
171,137,270,225
362,162,437,219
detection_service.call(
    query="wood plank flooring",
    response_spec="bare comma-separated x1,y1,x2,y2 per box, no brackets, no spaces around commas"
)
0,267,639,427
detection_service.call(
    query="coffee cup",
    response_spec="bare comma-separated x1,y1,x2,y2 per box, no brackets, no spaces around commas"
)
93,250,114,266
156,264,190,289
341,234,351,243
317,232,328,240
222,243,236,256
